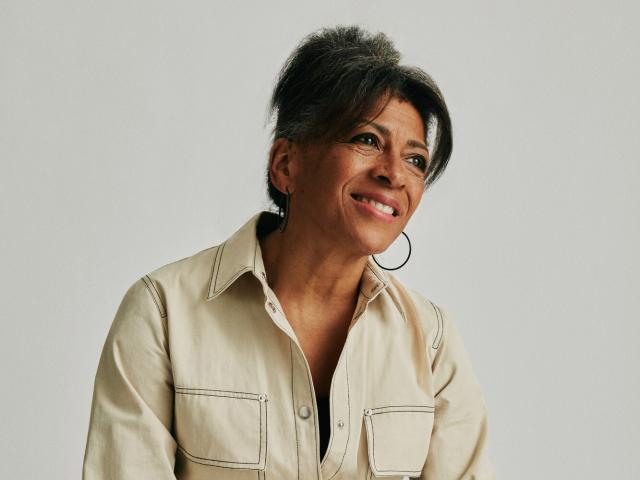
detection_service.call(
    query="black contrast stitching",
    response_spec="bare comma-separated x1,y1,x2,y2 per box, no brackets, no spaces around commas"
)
141,275,167,318
212,267,252,297
428,300,444,349
321,398,336,472
253,234,258,273
360,263,386,300
366,262,388,286
146,277,164,310
207,241,255,299
258,395,263,463
290,341,300,480
359,286,372,300
174,386,262,399
367,405,435,413
175,391,259,400
177,443,264,468
178,440,260,465
175,385,268,467
366,416,422,475
207,244,222,298
323,376,336,465
211,241,226,294
369,409,435,415
176,387,268,468
326,339,352,480
364,406,433,475
323,339,348,461
264,393,268,475
302,349,320,480
384,284,407,323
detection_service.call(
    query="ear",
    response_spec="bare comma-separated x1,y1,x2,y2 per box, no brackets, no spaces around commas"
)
268,137,298,194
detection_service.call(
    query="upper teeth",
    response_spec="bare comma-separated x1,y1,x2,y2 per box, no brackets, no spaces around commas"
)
355,195,395,215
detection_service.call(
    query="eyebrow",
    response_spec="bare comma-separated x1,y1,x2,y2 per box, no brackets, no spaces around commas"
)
355,119,429,154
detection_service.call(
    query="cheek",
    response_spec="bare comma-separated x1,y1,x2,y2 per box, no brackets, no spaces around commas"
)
319,155,357,190
299,150,361,204
299,163,344,204
408,185,424,211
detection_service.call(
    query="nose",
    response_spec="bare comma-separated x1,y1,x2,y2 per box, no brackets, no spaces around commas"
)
372,148,406,188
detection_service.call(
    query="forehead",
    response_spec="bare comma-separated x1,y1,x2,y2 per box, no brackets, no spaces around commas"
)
355,97,426,141
298,96,426,157
359,97,424,132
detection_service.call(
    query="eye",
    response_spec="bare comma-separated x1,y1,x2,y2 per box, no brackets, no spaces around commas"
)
349,132,429,175
351,132,379,148
408,155,429,173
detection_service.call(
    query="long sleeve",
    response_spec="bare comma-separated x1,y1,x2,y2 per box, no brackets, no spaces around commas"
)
82,277,177,479
422,306,496,479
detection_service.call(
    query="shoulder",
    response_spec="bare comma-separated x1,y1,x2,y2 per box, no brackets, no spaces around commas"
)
385,272,448,351
145,243,220,288
121,242,223,319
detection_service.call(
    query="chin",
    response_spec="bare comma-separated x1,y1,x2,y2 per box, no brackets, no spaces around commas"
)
352,229,393,256
342,206,402,254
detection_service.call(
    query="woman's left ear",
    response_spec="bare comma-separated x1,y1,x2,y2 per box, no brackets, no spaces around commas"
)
268,137,297,194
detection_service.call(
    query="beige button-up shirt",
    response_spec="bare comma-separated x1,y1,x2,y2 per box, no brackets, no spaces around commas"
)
82,210,495,479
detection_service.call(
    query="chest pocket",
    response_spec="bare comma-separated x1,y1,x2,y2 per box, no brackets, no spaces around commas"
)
364,404,435,478
174,386,268,471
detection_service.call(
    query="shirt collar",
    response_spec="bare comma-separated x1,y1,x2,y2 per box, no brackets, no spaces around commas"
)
205,210,407,323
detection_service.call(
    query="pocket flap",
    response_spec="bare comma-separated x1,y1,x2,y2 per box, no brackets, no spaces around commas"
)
363,404,434,477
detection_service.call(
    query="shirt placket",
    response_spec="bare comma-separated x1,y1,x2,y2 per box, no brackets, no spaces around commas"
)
255,262,388,480
257,270,321,480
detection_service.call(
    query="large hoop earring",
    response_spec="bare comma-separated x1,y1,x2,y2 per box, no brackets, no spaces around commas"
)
278,187,291,233
372,231,412,271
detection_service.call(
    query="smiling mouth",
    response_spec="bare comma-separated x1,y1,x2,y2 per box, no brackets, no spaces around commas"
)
350,194,399,216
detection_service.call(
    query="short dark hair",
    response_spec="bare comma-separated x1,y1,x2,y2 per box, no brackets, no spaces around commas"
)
265,24,453,210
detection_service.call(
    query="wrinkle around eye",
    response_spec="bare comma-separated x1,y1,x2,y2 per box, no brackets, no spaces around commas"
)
351,132,380,148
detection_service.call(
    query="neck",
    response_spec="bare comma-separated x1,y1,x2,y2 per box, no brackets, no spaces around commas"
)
258,215,367,317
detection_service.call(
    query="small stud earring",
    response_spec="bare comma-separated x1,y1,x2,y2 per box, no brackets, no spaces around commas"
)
278,186,291,233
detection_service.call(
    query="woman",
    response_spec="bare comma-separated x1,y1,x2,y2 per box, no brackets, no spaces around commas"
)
83,25,495,479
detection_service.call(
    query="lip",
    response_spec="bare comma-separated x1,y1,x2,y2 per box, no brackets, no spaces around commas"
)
350,191,402,217
351,196,397,223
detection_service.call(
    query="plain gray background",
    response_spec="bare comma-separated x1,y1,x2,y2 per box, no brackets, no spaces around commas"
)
1,1,638,478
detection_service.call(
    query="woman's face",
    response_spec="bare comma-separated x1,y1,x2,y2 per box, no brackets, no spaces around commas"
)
282,95,429,256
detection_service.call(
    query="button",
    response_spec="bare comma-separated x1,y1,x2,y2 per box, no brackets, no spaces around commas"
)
267,301,276,313
260,272,266,279
298,405,311,419
258,394,267,402
364,408,373,416
337,419,345,429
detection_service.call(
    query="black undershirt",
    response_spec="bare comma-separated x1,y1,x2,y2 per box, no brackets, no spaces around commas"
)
316,394,331,461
